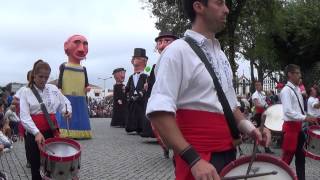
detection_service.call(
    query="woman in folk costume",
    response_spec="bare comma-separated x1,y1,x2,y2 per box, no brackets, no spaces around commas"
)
110,68,127,127
56,34,92,139
20,60,72,180
125,48,148,134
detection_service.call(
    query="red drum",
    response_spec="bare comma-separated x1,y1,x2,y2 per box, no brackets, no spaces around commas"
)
220,154,297,180
304,125,320,160
40,137,81,180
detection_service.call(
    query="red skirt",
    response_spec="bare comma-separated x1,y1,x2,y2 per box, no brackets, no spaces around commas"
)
175,109,233,180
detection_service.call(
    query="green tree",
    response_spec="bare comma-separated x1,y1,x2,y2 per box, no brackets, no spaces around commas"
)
271,0,320,87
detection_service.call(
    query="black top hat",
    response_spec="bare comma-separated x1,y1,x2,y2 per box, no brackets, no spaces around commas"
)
112,68,126,75
132,48,148,60
155,31,178,42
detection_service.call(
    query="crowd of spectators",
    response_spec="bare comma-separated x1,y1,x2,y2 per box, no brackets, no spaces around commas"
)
88,96,113,118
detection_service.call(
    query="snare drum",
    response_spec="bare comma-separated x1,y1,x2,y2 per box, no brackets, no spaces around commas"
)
304,125,320,160
40,137,81,180
220,154,297,180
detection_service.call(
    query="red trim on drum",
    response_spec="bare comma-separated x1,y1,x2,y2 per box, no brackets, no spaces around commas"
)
308,126,320,139
304,146,320,160
220,154,298,180
40,137,81,162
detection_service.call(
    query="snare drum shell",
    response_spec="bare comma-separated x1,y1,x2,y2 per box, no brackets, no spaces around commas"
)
220,154,297,180
40,137,81,180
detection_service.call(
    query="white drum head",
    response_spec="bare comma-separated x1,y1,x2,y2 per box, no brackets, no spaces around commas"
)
264,104,284,132
45,142,79,157
312,129,320,135
224,162,292,180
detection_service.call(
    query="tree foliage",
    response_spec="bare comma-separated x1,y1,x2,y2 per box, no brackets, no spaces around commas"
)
141,0,320,87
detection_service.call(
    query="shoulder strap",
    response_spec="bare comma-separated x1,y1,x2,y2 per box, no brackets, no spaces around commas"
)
183,36,240,139
286,85,305,115
57,62,66,89
30,86,57,132
83,66,89,87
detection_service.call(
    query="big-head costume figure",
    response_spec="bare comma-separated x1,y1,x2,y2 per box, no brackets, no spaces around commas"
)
57,34,92,139
125,48,148,133
110,68,127,127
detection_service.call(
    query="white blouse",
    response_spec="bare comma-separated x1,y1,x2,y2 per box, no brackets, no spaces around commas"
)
252,91,267,107
307,96,320,118
20,84,72,135
146,30,238,116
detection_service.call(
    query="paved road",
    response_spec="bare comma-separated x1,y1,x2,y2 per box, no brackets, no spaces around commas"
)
0,118,319,179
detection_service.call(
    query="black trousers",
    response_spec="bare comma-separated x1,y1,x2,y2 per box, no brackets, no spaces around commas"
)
26,131,54,180
210,148,237,173
295,132,306,180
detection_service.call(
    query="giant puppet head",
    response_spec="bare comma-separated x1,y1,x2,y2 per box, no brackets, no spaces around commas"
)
155,31,178,53
113,68,126,84
131,48,148,73
64,35,88,64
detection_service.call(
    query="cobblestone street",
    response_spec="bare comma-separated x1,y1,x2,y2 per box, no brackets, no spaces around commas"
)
0,118,319,179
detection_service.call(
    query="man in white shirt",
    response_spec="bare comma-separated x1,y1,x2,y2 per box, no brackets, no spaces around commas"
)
280,64,317,180
307,87,320,118
146,0,270,179
252,81,274,154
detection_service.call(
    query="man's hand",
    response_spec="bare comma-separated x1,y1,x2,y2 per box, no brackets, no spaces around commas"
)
35,132,45,148
305,117,317,123
249,127,271,147
118,100,122,105
63,111,72,120
191,159,220,180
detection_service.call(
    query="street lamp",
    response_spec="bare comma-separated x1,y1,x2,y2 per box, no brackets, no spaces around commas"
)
98,77,112,98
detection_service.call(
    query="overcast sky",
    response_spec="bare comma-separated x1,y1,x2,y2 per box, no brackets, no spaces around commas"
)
0,0,250,90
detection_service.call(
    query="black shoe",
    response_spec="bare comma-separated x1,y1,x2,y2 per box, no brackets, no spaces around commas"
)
164,149,169,159
0,171,7,180
265,147,275,154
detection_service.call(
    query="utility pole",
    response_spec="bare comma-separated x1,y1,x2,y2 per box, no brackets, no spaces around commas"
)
98,77,112,98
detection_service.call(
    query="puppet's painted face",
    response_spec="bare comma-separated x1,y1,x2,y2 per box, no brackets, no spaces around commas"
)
113,71,126,83
132,57,147,73
64,35,88,63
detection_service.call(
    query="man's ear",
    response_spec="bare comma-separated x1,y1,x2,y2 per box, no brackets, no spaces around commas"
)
193,1,203,13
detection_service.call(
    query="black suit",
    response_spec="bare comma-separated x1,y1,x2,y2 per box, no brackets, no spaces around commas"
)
111,83,127,127
125,73,148,133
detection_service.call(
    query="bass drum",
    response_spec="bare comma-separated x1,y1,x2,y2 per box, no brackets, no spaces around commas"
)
263,104,284,132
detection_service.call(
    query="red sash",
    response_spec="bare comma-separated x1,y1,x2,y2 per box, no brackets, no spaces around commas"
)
31,114,60,136
282,121,302,152
255,107,265,114
174,109,233,180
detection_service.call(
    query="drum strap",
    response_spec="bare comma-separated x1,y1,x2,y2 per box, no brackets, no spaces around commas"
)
31,86,57,132
285,85,305,115
183,36,240,140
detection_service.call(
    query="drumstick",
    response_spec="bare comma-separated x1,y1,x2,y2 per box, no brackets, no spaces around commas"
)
65,104,70,136
221,170,277,180
244,114,266,179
